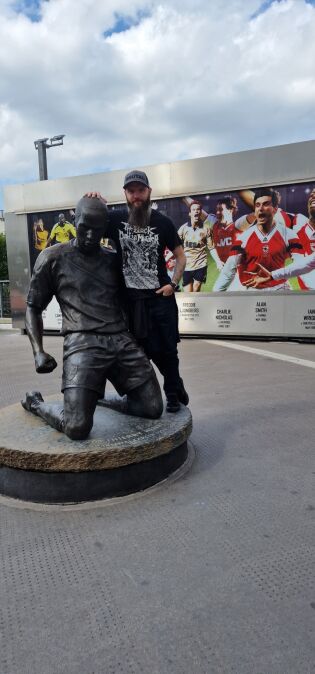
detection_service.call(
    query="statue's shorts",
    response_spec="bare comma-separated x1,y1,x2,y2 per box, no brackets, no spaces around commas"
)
62,331,154,396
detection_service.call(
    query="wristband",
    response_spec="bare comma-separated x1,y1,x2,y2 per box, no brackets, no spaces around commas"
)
170,281,177,290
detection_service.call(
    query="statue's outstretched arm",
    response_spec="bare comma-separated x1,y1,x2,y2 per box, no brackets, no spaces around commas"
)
25,305,57,373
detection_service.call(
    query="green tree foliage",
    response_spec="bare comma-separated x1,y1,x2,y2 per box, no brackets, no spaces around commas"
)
0,233,9,279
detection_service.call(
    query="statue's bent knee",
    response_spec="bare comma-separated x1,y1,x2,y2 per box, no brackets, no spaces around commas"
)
138,388,163,419
146,396,163,419
143,376,163,418
65,420,92,441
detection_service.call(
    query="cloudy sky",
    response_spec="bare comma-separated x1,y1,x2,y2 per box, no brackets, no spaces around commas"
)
1,0,315,210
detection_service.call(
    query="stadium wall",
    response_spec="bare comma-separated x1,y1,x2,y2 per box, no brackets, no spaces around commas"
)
4,140,315,337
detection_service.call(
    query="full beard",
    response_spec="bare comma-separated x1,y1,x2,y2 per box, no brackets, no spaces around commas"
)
127,197,151,230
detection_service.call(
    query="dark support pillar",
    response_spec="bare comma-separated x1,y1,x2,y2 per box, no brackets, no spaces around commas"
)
37,141,48,180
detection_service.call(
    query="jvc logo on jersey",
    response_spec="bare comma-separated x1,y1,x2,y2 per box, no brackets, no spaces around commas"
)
217,237,232,247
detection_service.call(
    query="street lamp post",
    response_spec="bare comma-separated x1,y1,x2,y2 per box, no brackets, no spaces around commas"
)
34,135,65,180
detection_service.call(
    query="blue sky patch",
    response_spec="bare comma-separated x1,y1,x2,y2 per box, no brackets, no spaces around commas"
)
251,0,315,20
103,10,151,38
251,1,276,20
13,0,42,22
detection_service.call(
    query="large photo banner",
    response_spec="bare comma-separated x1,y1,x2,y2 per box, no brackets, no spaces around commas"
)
152,181,315,294
26,180,315,334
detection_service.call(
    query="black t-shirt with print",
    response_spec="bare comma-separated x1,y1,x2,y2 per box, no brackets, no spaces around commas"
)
108,208,181,295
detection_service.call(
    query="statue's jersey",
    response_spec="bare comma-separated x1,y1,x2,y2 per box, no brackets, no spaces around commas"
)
27,239,127,335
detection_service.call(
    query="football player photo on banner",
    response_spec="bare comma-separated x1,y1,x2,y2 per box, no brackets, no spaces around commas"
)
153,182,315,295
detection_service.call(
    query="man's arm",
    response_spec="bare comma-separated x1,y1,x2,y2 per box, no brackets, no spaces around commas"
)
45,224,57,248
25,251,57,373
212,254,240,291
156,245,186,296
234,190,256,231
272,252,315,281
177,224,185,243
66,222,77,239
235,213,256,232
171,245,186,285
205,224,223,268
25,305,57,373
244,253,315,287
209,247,224,271
204,223,214,246
238,190,255,210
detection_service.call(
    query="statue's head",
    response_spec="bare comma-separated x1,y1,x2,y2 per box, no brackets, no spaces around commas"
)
74,197,109,255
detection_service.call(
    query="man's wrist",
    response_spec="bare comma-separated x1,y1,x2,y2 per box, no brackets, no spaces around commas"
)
169,281,177,290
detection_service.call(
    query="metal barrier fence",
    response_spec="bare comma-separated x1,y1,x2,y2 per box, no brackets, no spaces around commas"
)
0,281,11,318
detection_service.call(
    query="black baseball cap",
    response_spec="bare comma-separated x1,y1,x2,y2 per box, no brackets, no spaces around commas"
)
123,170,150,189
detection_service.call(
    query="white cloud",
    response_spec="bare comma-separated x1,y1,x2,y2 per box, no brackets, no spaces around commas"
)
0,0,315,208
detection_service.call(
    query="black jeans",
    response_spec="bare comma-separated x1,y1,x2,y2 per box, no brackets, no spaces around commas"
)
135,295,180,396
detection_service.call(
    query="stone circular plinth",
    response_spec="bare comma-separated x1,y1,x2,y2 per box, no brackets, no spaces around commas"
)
0,397,192,503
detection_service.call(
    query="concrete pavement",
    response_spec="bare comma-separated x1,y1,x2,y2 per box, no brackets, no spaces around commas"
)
0,332,314,674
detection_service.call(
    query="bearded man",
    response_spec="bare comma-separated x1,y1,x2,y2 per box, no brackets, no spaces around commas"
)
94,170,188,413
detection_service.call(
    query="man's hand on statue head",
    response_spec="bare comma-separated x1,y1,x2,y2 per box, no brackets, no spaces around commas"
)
84,192,107,205
35,351,58,373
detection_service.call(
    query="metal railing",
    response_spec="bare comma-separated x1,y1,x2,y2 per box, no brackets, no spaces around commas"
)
0,281,11,318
